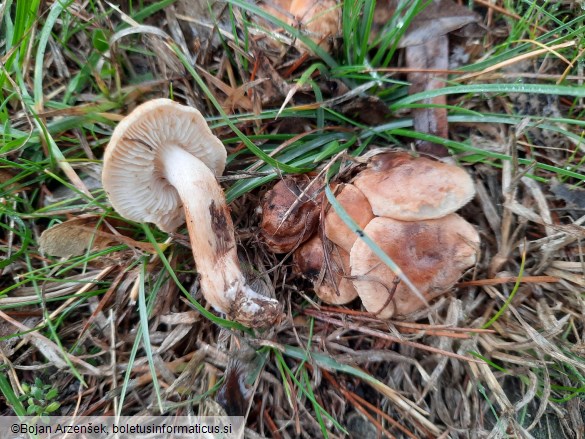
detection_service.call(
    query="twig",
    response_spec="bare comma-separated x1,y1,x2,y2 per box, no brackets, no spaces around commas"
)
304,310,484,364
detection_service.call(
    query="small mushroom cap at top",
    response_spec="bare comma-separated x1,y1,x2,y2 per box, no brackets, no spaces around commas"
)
324,183,374,253
261,175,322,253
294,234,358,305
289,0,341,50
352,152,475,221
350,214,479,318
102,99,227,233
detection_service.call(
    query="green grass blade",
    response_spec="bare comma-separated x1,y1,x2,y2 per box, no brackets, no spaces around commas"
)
169,43,311,174
137,260,165,413
225,0,338,68
34,0,72,107
391,83,585,109
324,180,424,303
482,246,526,329
274,350,346,434
0,370,27,416
140,224,250,332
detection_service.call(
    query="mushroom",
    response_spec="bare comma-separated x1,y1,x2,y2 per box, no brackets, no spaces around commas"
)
350,214,479,318
260,175,322,253
288,0,340,52
352,152,476,221
261,151,479,317
102,99,281,327
294,234,358,305
324,183,374,253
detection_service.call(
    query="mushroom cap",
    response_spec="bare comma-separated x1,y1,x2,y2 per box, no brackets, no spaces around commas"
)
352,152,475,221
102,98,227,232
294,234,358,305
289,0,340,50
324,183,375,253
350,214,479,318
261,175,322,253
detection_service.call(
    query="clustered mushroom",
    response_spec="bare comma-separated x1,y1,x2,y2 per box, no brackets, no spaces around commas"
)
260,174,322,253
259,0,341,52
261,152,480,318
102,99,281,328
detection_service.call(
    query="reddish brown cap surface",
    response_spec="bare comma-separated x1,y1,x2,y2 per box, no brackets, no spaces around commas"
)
261,175,322,253
350,214,479,318
289,0,340,51
324,183,375,253
352,152,475,221
294,235,358,305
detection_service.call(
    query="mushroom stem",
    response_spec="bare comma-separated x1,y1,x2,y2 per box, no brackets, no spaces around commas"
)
161,145,281,327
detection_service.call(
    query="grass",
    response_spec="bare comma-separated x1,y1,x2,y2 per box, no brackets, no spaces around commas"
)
1,0,585,437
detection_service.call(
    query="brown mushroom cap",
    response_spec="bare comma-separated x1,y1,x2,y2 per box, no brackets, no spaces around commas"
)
350,214,479,318
324,183,375,253
261,175,322,253
352,152,475,221
294,235,358,305
102,98,226,232
289,0,340,50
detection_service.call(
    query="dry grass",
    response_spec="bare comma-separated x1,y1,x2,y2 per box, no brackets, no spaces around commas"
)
1,1,585,438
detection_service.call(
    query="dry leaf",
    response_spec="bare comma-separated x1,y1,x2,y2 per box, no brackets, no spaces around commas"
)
39,216,164,257
406,35,449,156
0,168,26,195
373,0,479,48
550,180,585,209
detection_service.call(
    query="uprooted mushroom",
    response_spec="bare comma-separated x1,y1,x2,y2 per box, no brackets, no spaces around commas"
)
102,99,282,328
261,151,480,318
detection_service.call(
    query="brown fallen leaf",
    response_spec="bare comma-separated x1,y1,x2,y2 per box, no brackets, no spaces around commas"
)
175,0,229,50
406,35,450,156
550,179,585,209
39,215,165,257
400,0,480,156
258,0,292,23
0,168,27,195
338,95,392,125
0,309,102,376
373,0,480,48
196,65,265,113
253,50,293,106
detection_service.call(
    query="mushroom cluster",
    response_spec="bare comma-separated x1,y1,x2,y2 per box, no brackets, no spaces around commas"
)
261,152,480,318
102,99,281,328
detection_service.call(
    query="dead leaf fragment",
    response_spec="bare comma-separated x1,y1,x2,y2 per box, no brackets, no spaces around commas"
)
373,0,480,48
406,35,449,156
0,168,26,195
39,216,164,257
550,180,585,209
